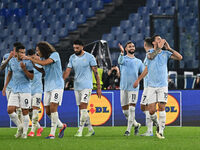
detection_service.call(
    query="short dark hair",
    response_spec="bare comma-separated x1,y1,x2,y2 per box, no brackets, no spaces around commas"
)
13,42,22,48
151,34,160,42
124,41,133,48
73,40,84,46
144,37,153,47
16,45,25,52
26,49,35,56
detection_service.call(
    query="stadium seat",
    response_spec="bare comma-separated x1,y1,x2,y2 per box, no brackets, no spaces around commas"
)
126,26,137,36
92,0,104,11
184,71,196,89
63,1,74,10
77,1,89,10
102,33,114,42
58,27,68,37
111,27,123,36
128,13,139,23
68,21,77,31
84,7,95,18
71,8,81,17
120,20,132,30
76,14,86,24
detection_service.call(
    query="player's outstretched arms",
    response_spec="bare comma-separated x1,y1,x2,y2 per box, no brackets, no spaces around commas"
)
133,66,148,88
22,55,54,66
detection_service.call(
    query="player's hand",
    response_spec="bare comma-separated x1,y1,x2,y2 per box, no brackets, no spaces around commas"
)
2,87,6,96
118,43,124,54
22,55,30,60
97,88,102,99
157,39,165,49
8,51,14,59
163,40,171,50
133,80,139,88
20,62,26,71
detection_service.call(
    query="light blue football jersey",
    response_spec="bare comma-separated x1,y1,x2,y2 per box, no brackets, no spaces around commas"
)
145,50,172,87
43,52,64,92
8,58,33,93
67,52,97,90
2,53,14,91
31,64,43,94
118,55,144,91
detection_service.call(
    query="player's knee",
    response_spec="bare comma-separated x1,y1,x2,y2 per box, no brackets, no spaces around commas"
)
7,108,14,114
149,109,155,115
22,109,29,115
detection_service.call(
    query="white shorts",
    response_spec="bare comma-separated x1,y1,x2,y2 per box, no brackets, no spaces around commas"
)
140,87,149,105
44,89,63,106
6,90,12,101
120,90,139,106
74,89,92,106
31,93,42,108
147,87,168,104
8,93,31,109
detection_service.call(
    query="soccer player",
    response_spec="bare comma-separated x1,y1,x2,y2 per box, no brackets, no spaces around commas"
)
140,37,154,136
26,49,43,137
23,41,66,139
1,42,23,127
118,41,143,136
134,35,182,139
2,45,34,139
63,40,102,137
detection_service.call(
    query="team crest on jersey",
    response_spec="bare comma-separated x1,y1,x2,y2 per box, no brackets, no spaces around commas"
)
156,94,180,125
87,94,112,126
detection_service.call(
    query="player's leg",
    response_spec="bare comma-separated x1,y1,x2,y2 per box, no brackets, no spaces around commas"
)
156,87,168,139
46,89,66,139
83,89,94,137
75,89,93,137
147,87,159,128
120,90,129,120
20,93,31,139
128,91,140,135
140,88,153,136
28,93,43,137
7,92,23,138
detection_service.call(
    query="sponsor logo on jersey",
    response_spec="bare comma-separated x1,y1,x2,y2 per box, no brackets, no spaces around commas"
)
87,94,112,126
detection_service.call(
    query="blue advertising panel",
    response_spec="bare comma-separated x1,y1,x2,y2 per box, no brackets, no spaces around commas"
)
0,90,200,127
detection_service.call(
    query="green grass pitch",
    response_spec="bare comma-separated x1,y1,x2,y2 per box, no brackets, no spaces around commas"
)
0,126,199,150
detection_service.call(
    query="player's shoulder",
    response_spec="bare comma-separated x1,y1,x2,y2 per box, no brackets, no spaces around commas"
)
69,54,76,59
85,51,94,57
50,51,59,57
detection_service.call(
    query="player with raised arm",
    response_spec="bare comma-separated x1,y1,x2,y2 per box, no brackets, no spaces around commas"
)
2,45,34,139
134,35,182,139
26,49,44,137
63,40,102,137
23,41,66,139
1,42,24,136
118,41,143,136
